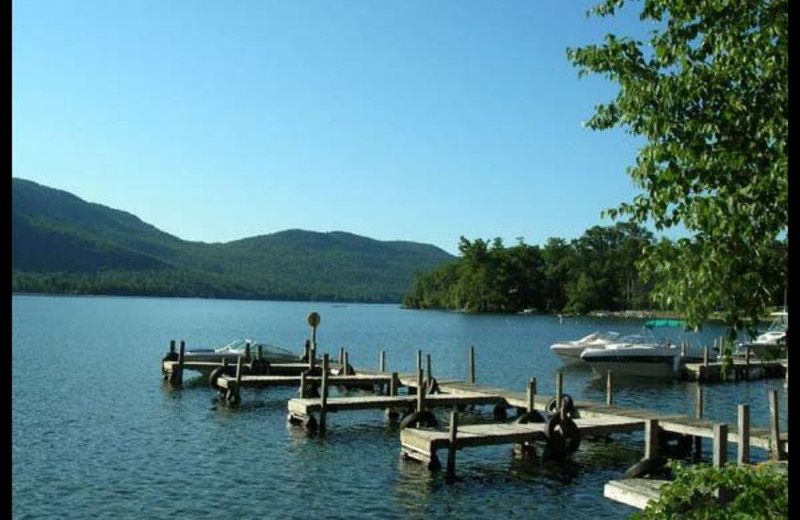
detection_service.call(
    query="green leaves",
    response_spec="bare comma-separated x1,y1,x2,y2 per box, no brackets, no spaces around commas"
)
634,461,788,519
569,0,788,331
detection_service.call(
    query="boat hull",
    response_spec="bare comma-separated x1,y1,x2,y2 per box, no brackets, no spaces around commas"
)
581,352,679,378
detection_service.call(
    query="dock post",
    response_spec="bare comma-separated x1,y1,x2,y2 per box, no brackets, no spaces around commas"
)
343,350,350,375
416,368,426,413
309,341,317,373
606,370,614,407
468,346,475,384
555,372,564,412
769,390,785,461
244,341,251,360
527,378,536,412
745,346,751,381
426,354,432,389
713,423,728,468
256,344,263,361
737,404,750,465
446,411,459,484
169,339,176,355
320,354,330,433
299,370,307,398
172,340,185,386
694,385,704,460
681,340,687,358
339,347,345,367
645,419,660,460
390,372,399,397
379,350,386,373
704,344,710,367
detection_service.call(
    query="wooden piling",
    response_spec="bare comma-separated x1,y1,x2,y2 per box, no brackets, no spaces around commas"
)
469,346,475,384
556,372,564,411
713,423,728,467
175,340,185,385
379,350,386,373
169,339,175,354
416,368,426,413
426,354,432,388
645,419,659,460
256,344,263,361
680,340,687,358
244,341,251,360
606,370,614,406
299,370,307,398
694,385,704,459
527,378,536,412
320,354,330,432
737,404,750,465
704,345,710,367
339,347,345,366
390,372,399,397
745,346,751,381
446,411,459,483
769,390,784,461
344,350,350,375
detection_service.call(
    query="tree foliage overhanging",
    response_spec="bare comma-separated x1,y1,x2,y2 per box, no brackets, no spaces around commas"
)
566,0,788,333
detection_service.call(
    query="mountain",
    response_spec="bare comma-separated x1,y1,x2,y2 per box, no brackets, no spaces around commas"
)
11,178,456,302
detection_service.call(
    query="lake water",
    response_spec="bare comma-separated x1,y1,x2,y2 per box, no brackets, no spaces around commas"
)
12,295,788,519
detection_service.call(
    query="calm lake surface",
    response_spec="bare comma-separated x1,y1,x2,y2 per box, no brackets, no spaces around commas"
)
12,295,788,519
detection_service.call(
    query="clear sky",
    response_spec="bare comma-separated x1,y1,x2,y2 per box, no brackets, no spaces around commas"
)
13,0,658,255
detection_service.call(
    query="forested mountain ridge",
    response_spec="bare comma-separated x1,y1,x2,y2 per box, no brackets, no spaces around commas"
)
11,178,456,302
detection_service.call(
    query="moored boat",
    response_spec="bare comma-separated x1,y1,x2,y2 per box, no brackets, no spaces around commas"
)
549,331,621,365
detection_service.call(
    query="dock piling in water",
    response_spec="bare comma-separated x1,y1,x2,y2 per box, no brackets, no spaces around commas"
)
738,404,750,465
468,346,475,384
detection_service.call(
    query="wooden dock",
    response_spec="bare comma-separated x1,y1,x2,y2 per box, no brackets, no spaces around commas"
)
604,479,670,510
159,317,788,499
681,358,787,382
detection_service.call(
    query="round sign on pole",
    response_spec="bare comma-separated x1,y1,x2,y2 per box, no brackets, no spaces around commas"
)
308,312,321,328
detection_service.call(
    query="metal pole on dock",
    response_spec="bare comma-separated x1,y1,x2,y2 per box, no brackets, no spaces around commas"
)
769,390,785,460
468,346,475,384
308,312,320,372
446,411,459,484
320,354,330,433
606,370,614,406
737,404,750,465
713,423,728,468
527,378,536,412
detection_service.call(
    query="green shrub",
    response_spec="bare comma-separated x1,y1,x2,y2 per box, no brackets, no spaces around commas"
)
632,461,788,520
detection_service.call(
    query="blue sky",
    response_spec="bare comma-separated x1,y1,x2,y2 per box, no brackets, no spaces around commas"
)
13,0,658,255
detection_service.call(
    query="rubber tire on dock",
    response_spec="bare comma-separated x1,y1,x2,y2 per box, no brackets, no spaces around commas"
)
543,414,580,459
209,366,235,389
400,410,439,429
545,394,575,418
514,410,546,424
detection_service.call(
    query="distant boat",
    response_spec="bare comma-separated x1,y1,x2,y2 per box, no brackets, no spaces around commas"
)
549,331,621,365
735,311,788,359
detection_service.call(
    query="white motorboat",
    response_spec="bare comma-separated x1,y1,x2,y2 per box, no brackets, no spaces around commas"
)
549,331,621,365
167,339,302,375
579,320,703,378
580,335,681,378
735,311,788,359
